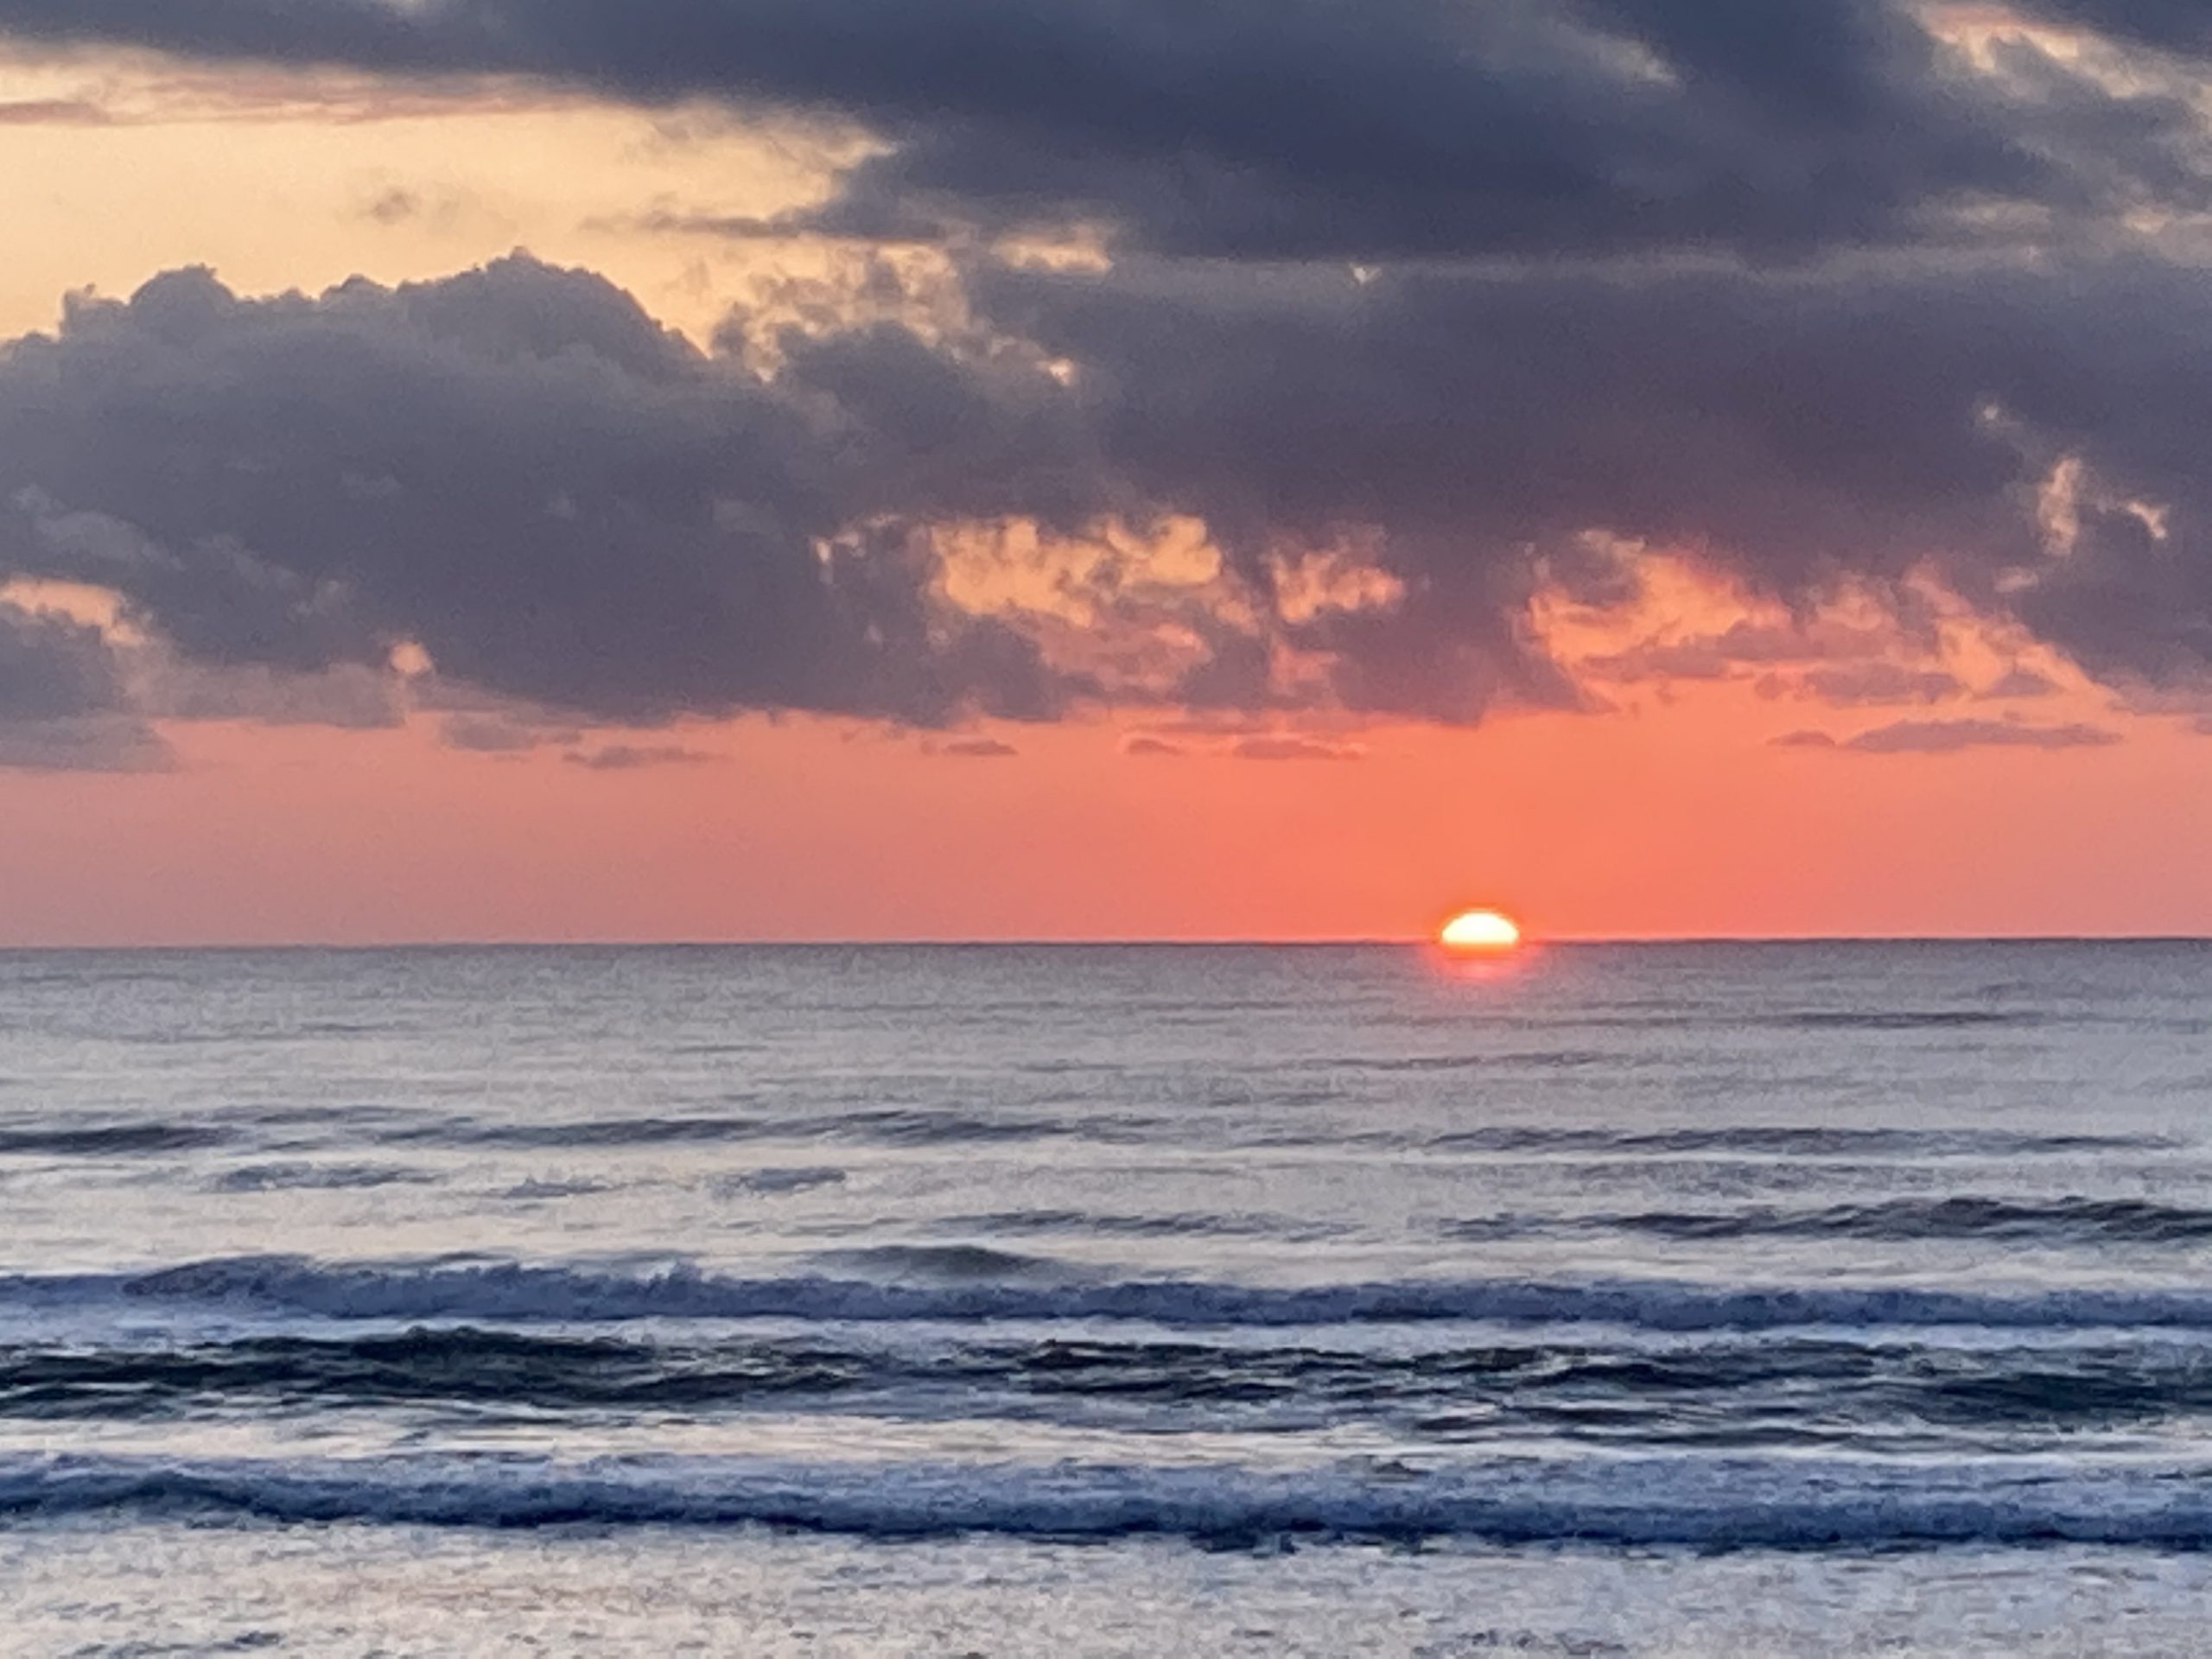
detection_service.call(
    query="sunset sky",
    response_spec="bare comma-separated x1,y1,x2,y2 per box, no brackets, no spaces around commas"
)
3,1,2212,944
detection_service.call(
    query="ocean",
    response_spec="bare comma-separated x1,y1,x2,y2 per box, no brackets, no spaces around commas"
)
3,941,2210,1655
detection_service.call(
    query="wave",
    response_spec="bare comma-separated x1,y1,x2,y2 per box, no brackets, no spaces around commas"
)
5,1327,2210,1436
12,1451,2212,1548
0,1328,870,1418
211,1162,431,1193
0,1124,230,1157
809,1244,1071,1281
711,1167,846,1197
20,1255,2212,1333
1772,1010,2033,1032
417,1109,1165,1151
420,1116,775,1150
1592,1197,2212,1244
1331,1051,1618,1073
943,1209,1345,1242
1418,1127,2168,1158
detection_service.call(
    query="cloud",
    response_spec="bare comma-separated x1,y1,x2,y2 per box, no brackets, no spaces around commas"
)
361,186,427,225
0,97,112,125
1777,717,2122,753
1979,666,2063,700
0,255,1080,728
1230,734,1364,763
957,251,2212,709
140,658,405,728
358,183,485,231
1121,734,1185,758
0,602,126,722
0,1,2202,263
935,736,1017,758
0,716,170,772
0,601,169,771
16,245,2212,734
1796,663,1962,706
5,10,2212,738
441,713,557,753
564,743,721,770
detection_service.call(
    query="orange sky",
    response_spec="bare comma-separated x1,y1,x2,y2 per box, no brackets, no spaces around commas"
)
1,686,2204,946
3,42,2211,944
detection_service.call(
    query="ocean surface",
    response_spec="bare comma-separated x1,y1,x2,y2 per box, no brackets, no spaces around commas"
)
3,942,2212,1655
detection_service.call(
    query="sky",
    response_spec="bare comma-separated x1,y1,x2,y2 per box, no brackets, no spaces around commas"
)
3,2,2212,943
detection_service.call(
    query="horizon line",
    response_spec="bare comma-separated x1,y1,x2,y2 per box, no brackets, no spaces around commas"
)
1,932,2209,951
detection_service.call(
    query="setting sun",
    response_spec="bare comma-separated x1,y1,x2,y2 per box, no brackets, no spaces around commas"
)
1439,908,1523,951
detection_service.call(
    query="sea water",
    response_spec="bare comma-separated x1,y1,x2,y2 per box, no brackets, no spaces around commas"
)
1,942,2209,1655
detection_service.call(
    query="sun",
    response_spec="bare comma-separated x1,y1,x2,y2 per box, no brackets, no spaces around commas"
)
1438,908,1522,952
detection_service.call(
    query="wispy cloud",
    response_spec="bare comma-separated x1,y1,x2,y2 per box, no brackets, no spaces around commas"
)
1775,719,2121,754
1231,735,1364,763
564,744,721,771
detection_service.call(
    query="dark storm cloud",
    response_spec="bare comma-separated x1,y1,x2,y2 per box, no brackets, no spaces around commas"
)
0,0,2204,260
0,256,1081,726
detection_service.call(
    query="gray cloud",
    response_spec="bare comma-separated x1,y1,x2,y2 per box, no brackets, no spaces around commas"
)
0,603,125,722
0,716,170,772
1979,666,2063,699
1122,734,1185,759
141,659,405,728
0,602,168,771
0,2,2206,263
1231,735,1364,763
4,0,2212,742
14,245,2212,732
1795,663,1962,706
1777,717,2122,753
935,736,1017,758
0,98,113,125
0,256,1078,728
958,251,2212,707
440,712,563,753
565,743,721,770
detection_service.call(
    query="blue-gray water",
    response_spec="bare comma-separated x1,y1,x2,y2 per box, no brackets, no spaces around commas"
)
4,941,2212,1654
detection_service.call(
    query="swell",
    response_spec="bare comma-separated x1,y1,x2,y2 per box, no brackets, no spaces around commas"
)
6,1331,2209,1434
1580,1197,2212,1245
399,1108,1169,1151
12,1452,2212,1548
0,1114,2156,1162
1412,1127,2169,1158
20,1255,2212,1332
0,1124,231,1157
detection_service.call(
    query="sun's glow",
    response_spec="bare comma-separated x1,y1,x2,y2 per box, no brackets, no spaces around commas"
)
1439,908,1522,951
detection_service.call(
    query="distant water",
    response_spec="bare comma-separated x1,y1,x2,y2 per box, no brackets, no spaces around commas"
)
5,942,2212,1655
